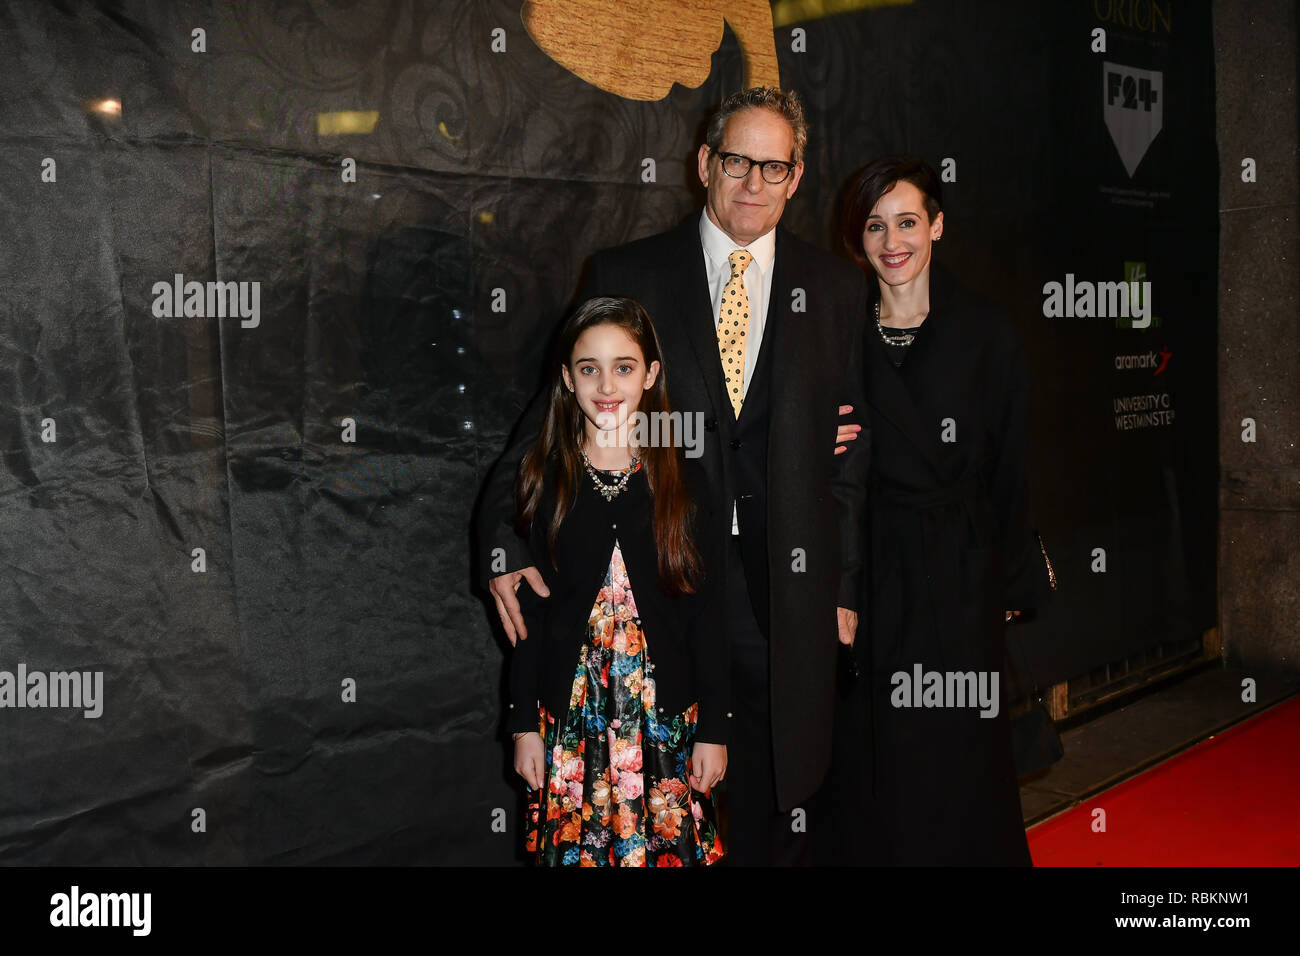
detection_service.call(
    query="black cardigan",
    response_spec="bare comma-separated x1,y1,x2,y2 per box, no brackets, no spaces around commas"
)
506,460,730,745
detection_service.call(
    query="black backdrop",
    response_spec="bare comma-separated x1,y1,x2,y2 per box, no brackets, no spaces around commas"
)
0,0,1216,864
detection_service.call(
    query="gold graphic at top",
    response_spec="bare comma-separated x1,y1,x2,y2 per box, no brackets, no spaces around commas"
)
522,0,780,101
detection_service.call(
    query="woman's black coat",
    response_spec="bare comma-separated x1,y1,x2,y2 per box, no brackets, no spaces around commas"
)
841,263,1047,865
507,461,730,745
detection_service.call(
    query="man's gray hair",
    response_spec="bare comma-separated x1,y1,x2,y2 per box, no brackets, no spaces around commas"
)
704,87,808,164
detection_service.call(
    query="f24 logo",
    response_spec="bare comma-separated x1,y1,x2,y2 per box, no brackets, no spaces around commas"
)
1103,62,1163,177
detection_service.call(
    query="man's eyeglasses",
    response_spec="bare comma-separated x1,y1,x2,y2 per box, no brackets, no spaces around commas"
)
713,150,797,185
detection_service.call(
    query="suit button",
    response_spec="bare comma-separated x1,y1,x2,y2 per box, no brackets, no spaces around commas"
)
729,439,741,449
704,418,717,432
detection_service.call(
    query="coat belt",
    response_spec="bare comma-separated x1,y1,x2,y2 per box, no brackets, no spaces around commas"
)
872,474,985,512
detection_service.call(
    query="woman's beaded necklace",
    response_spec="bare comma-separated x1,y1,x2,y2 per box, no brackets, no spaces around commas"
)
875,298,924,347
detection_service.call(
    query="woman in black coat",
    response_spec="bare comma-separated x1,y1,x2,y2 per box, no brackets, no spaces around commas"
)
839,156,1047,865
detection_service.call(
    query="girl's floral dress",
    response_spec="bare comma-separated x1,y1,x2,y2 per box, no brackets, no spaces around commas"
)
524,541,724,866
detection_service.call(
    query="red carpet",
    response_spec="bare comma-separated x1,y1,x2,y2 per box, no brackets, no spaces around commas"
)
1027,695,1300,865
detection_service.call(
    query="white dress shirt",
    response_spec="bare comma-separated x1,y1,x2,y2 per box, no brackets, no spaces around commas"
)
698,210,777,534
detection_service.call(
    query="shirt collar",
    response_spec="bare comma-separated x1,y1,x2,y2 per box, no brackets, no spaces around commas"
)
699,209,776,275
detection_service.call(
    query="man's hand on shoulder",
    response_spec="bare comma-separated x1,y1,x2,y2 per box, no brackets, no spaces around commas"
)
490,567,550,645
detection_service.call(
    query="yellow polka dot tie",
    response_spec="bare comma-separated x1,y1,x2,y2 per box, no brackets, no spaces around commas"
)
718,249,753,417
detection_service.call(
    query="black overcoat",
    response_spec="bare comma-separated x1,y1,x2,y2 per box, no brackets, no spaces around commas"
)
850,263,1045,865
479,214,870,809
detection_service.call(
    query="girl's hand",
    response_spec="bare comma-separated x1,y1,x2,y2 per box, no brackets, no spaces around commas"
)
688,742,727,793
514,732,545,790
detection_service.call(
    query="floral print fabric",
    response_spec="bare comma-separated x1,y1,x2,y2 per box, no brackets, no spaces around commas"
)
525,540,724,866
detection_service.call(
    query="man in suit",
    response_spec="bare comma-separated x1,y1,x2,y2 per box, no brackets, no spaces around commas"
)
478,87,869,865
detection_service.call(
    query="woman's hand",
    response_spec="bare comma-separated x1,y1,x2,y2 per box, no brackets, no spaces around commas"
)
688,742,727,793
834,404,861,455
514,732,545,790
837,606,858,646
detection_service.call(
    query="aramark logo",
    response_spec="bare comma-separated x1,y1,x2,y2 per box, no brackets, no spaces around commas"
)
50,886,151,936
1104,61,1163,177
151,273,260,327
1041,273,1152,327
0,664,103,718
1115,347,1171,375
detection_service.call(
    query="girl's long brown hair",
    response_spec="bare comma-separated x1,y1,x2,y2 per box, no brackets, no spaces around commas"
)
515,296,702,597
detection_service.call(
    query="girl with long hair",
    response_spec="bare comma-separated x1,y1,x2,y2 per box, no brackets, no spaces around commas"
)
508,296,727,866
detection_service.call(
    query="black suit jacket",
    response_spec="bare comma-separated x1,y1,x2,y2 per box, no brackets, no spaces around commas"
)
479,213,870,808
507,462,729,743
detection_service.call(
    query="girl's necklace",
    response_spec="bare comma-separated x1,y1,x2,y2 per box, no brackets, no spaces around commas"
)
580,448,641,502
875,299,923,347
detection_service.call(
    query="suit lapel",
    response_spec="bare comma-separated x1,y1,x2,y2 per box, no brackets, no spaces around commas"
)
673,217,729,426
765,230,795,439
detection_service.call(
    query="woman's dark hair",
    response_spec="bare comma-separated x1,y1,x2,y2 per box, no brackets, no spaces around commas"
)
841,155,943,269
515,296,702,597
